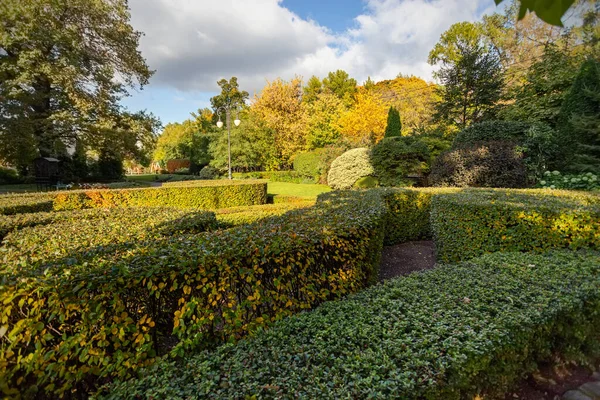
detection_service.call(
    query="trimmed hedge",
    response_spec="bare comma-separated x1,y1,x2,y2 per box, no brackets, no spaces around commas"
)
327,148,375,189
432,189,600,262
98,250,600,399
0,191,387,398
215,202,314,228
0,207,218,275
0,193,54,215
53,180,267,210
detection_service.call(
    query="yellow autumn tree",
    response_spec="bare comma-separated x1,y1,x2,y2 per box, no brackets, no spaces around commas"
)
252,77,307,166
303,91,345,149
371,75,439,134
336,89,388,145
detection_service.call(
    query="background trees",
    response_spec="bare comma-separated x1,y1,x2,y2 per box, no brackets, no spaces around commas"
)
0,0,159,177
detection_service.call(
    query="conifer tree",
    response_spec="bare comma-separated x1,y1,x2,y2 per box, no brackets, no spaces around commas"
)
384,107,402,137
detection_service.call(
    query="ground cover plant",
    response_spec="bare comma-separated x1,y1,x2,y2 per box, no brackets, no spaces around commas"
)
99,250,600,399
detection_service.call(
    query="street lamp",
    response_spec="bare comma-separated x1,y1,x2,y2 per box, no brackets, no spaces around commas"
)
216,102,241,180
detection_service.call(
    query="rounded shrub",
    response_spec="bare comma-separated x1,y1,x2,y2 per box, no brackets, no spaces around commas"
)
371,137,430,187
327,148,375,189
429,141,528,188
197,165,219,180
294,147,346,184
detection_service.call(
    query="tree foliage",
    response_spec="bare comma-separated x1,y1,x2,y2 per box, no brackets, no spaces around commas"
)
335,90,387,145
0,0,156,171
210,77,249,114
384,107,402,138
322,70,357,106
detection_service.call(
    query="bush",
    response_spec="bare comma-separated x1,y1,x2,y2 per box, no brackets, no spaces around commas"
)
0,193,54,215
1,207,218,273
371,137,430,187
538,170,600,191
429,141,528,188
431,189,600,262
293,150,323,181
215,202,313,228
233,171,314,184
98,250,600,399
53,180,267,211
328,148,375,189
95,151,124,181
0,167,22,185
197,165,219,180
1,191,387,398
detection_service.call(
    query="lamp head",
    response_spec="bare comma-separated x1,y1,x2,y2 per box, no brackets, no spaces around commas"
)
234,119,241,127
216,120,224,128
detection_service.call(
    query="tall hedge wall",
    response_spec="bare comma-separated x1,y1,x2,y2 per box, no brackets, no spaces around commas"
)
53,180,267,210
432,189,600,262
98,250,600,399
0,191,387,398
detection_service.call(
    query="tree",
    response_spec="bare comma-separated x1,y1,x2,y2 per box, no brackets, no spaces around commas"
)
303,92,345,149
429,22,486,65
370,75,440,135
302,75,323,104
322,70,357,106
384,107,402,137
210,77,249,115
335,89,388,145
252,77,307,166
433,43,504,129
558,58,600,173
0,0,154,171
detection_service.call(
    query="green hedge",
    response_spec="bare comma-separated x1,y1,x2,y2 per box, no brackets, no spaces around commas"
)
0,193,54,215
432,189,600,262
215,202,313,228
0,191,387,398
98,250,600,399
1,207,217,274
53,180,267,210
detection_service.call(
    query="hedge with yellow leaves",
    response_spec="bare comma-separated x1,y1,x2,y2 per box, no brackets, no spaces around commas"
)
0,190,386,398
431,189,600,262
52,180,267,211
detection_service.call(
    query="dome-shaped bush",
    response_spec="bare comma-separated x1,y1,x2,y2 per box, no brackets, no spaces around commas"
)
327,148,375,189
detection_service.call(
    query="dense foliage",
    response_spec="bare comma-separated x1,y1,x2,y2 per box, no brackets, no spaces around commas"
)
327,148,375,189
99,250,600,399
371,137,431,187
430,141,528,187
431,189,600,262
538,170,599,191
384,107,402,137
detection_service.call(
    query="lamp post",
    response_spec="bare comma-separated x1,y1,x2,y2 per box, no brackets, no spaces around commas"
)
216,102,241,180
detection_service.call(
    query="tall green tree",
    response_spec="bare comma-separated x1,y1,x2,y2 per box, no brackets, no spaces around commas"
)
384,107,402,137
322,70,357,106
302,75,323,104
210,77,249,117
0,0,155,170
558,58,600,173
433,43,504,129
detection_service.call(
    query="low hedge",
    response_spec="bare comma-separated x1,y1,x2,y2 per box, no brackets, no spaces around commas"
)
98,250,600,399
432,189,600,262
0,207,218,275
215,202,313,228
53,180,267,211
0,191,387,398
0,193,54,215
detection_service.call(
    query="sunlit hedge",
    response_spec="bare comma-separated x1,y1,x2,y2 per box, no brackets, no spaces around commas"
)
215,202,313,228
432,189,600,262
98,250,600,399
53,180,267,210
0,191,386,398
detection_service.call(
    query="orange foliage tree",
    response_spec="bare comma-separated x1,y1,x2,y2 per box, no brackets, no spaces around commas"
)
335,89,388,145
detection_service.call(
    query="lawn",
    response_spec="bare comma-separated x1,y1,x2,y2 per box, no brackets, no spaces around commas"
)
0,183,38,194
267,181,331,198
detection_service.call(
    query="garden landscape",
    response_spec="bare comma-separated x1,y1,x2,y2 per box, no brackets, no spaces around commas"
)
1,0,600,399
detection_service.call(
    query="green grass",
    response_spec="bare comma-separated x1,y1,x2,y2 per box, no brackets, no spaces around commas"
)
125,174,163,182
267,182,331,198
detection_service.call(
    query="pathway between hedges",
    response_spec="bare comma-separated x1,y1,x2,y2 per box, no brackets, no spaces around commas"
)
378,242,600,400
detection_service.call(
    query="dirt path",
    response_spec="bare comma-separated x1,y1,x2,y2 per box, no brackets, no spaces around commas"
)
378,240,436,281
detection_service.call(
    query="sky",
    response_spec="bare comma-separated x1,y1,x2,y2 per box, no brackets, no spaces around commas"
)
121,0,499,126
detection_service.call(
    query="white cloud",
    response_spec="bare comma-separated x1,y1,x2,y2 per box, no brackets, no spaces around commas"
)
129,0,495,94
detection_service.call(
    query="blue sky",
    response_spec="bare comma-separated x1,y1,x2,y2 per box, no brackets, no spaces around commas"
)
122,0,497,127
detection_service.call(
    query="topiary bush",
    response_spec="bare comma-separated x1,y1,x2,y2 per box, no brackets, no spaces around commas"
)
197,165,219,180
431,188,600,262
429,141,528,188
371,137,430,187
327,147,375,189
98,250,600,400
